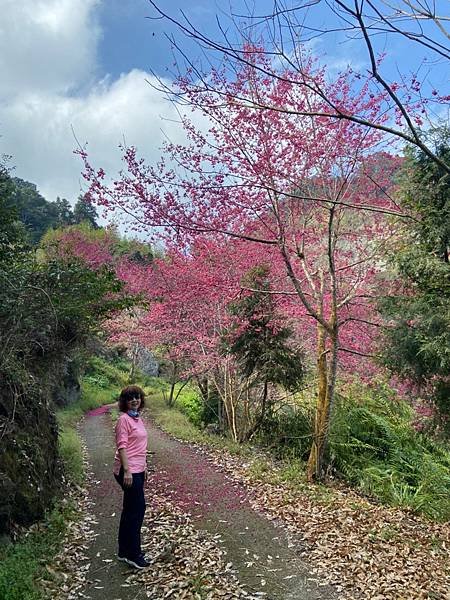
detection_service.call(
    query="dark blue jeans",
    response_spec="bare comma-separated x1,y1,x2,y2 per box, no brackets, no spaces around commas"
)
114,468,146,560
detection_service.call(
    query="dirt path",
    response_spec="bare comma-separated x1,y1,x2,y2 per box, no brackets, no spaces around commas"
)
79,406,337,599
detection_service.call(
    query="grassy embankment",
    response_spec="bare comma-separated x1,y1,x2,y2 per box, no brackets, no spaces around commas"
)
0,356,130,600
145,377,450,522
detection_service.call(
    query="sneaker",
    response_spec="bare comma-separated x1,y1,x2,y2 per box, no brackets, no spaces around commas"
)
125,555,150,569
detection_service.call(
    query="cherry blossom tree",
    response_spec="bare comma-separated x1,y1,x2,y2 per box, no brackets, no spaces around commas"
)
79,54,404,478
147,0,450,173
137,239,284,439
42,223,115,269
43,224,156,381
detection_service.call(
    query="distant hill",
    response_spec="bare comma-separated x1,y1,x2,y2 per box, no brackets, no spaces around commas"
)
7,177,98,244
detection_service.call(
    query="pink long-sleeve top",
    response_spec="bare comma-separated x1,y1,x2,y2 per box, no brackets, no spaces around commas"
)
113,413,148,475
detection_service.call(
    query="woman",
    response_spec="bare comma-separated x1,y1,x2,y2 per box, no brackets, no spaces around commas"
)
113,385,149,569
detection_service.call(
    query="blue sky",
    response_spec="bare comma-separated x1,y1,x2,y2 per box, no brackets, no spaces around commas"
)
95,0,372,79
96,1,218,78
0,0,447,208
95,0,448,81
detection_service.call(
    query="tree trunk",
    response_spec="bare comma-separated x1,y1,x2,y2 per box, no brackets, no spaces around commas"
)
243,379,269,442
217,381,224,431
306,325,338,481
128,342,139,383
227,367,239,442
210,370,226,432
167,381,176,407
196,377,208,403
173,378,190,403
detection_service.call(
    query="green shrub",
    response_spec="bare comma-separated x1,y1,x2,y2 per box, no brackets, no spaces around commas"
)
56,380,115,431
142,375,168,393
80,380,117,409
58,355,132,429
328,387,450,521
84,355,128,388
257,403,314,460
175,385,204,427
146,387,248,455
146,390,207,443
254,382,450,521
57,357,126,480
0,501,75,600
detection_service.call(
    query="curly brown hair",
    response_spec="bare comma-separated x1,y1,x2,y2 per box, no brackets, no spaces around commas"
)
118,385,146,413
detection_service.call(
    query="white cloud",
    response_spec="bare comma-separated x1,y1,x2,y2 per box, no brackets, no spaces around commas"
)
1,70,193,203
0,0,195,217
0,0,101,98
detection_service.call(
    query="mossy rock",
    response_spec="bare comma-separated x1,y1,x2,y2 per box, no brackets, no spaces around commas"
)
0,377,60,535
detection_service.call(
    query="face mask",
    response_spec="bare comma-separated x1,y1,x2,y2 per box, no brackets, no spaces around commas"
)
127,409,139,418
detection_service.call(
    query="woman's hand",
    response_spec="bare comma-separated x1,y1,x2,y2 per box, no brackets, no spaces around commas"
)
123,469,133,487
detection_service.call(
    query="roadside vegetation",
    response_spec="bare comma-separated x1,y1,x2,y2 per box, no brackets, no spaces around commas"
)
0,504,75,600
0,357,130,600
57,356,130,483
145,377,450,522
145,379,247,455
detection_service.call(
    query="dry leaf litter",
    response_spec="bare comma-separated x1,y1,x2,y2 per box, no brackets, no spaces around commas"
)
38,413,449,600
39,437,98,599
181,438,450,600
126,491,267,599
40,436,266,599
